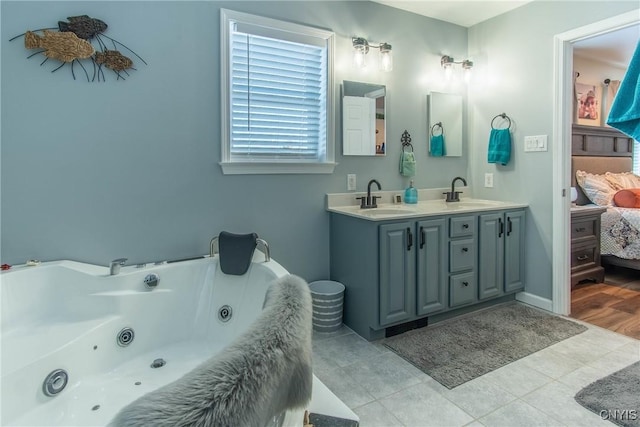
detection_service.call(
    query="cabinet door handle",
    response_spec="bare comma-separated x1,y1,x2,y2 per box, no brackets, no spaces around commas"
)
575,227,586,232
462,247,468,252
420,226,425,249
462,223,469,229
498,218,504,238
507,217,512,236
576,254,589,261
462,281,469,287
407,228,413,251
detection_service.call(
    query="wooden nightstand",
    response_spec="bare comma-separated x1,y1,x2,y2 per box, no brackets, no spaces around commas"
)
570,205,607,289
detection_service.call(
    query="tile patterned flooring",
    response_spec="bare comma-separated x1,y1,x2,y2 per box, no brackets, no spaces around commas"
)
312,311,640,426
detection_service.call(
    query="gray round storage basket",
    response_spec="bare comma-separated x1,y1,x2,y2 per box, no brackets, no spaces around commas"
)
309,280,345,332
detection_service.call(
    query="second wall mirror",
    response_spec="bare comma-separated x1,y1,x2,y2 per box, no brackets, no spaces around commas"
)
342,81,386,156
428,92,463,157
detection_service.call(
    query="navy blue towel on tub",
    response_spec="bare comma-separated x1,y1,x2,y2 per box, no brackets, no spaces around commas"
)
487,128,511,165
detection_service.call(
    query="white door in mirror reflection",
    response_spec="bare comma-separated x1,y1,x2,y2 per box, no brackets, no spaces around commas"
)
343,96,376,156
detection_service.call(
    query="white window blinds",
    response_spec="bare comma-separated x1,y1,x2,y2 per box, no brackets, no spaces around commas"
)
220,9,335,174
230,30,326,160
634,140,640,174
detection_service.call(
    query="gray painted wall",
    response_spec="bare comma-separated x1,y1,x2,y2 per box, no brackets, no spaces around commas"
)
467,1,639,299
3,1,636,299
0,1,467,281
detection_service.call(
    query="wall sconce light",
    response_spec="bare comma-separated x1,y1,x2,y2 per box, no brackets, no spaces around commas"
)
352,37,393,72
441,55,473,82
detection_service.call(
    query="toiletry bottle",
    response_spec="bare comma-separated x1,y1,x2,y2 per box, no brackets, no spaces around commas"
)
404,180,418,204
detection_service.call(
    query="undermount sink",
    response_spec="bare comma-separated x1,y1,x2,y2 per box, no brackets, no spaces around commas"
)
442,200,504,209
360,207,418,216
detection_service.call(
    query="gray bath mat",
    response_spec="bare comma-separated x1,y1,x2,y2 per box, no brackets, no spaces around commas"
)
575,361,640,427
383,302,587,389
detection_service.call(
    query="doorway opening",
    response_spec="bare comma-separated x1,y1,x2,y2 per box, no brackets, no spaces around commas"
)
551,11,639,329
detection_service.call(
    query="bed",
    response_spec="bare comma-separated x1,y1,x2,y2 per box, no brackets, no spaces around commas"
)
571,124,640,271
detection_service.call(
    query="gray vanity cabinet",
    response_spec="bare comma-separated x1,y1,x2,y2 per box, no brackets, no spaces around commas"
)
329,208,525,341
379,222,416,325
416,218,447,316
478,210,526,300
448,216,478,308
504,210,526,293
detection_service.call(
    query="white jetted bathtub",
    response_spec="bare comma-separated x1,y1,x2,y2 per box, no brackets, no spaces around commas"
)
1,254,326,426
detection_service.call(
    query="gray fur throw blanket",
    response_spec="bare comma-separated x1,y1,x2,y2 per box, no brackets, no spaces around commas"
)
110,274,313,427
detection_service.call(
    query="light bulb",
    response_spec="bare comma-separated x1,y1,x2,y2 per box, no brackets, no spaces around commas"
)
379,43,392,72
444,64,453,80
353,48,366,68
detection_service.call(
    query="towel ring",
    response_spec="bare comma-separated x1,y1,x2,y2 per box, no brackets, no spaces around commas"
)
491,113,511,130
430,122,444,137
401,130,413,151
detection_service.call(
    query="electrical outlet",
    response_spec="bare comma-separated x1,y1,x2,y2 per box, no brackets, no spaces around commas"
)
484,173,494,188
347,174,356,191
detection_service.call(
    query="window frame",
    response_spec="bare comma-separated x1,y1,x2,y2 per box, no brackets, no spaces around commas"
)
220,9,336,175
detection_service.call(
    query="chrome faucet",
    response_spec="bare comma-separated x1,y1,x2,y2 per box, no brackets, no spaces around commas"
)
109,258,127,275
444,177,467,202
357,179,382,209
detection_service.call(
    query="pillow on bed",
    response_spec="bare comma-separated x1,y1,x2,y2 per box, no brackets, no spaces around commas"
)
605,172,640,190
575,170,617,206
613,188,640,208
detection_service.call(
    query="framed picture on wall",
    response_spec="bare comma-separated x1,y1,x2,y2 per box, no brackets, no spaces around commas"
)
575,82,602,126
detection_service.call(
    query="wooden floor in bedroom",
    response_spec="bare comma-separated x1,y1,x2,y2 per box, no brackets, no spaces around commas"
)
571,266,640,340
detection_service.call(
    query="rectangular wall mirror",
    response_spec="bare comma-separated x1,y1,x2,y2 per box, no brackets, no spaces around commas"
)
342,81,386,156
428,92,463,157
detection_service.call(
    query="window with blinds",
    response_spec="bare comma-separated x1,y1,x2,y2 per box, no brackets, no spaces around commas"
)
220,9,335,174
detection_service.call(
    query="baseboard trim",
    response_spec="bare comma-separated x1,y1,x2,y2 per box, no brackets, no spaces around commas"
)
516,292,553,312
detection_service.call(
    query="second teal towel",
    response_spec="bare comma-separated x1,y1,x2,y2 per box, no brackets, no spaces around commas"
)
487,128,511,165
430,135,446,157
607,40,640,140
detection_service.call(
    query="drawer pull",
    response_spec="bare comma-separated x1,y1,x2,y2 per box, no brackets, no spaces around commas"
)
462,224,469,229
575,227,586,232
462,247,468,252
462,281,469,287
576,254,589,261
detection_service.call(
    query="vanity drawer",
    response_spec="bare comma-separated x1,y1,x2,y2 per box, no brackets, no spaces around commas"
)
450,272,476,308
449,238,475,273
571,218,597,240
450,216,476,238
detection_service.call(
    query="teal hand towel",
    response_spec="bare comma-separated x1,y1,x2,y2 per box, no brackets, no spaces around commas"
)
607,41,640,140
400,151,416,177
430,134,446,157
487,128,511,165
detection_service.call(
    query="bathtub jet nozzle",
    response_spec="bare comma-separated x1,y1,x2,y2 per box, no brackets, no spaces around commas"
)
43,369,68,396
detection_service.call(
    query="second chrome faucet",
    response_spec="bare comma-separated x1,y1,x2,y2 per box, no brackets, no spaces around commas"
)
443,176,467,202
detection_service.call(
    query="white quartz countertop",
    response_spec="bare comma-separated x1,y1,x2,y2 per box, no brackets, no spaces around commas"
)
327,198,528,221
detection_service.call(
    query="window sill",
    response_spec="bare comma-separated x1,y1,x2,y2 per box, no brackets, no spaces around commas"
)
219,161,337,175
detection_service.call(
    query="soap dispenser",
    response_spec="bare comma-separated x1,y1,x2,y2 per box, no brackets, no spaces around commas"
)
404,180,418,204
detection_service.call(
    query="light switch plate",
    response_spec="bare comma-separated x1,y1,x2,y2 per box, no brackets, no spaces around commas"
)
524,135,548,152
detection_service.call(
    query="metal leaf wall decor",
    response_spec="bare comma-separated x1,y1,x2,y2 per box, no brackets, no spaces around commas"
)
10,15,147,82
